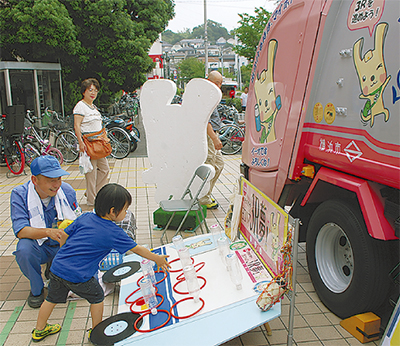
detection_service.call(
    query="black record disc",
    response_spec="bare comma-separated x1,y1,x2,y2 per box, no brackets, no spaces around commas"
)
102,261,140,283
90,312,142,346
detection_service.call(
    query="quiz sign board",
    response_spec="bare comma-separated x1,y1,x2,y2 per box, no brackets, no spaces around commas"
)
240,177,291,277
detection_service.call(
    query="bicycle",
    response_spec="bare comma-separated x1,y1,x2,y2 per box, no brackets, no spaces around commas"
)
24,111,63,166
218,121,245,155
105,122,132,159
0,111,26,176
35,108,79,163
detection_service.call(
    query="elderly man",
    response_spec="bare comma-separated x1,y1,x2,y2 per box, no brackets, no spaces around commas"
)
10,156,80,308
199,70,225,209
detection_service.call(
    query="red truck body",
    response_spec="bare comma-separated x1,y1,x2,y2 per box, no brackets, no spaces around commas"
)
241,0,399,319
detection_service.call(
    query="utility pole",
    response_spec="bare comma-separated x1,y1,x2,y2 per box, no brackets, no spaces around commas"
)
204,0,208,77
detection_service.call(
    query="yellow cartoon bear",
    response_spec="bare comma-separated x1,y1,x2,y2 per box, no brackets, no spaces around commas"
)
353,22,391,127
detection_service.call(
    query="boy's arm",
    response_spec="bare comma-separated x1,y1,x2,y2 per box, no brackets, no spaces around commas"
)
59,230,69,247
132,245,171,272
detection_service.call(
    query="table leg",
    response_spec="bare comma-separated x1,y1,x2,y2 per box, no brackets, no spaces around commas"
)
264,322,272,336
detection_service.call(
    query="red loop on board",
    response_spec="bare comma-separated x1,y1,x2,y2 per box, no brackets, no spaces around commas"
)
172,276,206,295
168,257,195,273
170,297,205,319
133,309,171,333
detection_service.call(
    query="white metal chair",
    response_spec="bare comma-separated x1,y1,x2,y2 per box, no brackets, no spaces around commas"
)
159,164,213,244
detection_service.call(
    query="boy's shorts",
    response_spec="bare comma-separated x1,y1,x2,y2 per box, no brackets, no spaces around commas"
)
46,271,104,304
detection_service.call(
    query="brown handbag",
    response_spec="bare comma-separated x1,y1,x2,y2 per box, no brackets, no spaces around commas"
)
82,128,112,160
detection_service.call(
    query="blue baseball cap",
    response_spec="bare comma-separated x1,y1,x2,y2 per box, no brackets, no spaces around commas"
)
30,156,69,178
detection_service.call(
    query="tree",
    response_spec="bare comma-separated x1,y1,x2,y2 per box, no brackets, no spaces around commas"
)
192,20,230,42
240,64,252,88
0,0,174,110
162,20,232,45
162,29,191,45
233,7,271,62
177,58,204,87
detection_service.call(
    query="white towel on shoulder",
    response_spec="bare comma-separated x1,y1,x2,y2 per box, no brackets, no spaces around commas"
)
27,181,77,246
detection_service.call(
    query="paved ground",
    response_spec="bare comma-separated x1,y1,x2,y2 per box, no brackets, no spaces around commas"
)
0,152,382,346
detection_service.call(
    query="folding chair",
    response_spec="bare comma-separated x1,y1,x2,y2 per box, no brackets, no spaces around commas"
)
159,164,213,244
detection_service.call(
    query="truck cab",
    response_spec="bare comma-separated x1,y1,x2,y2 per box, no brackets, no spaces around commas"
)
241,0,399,319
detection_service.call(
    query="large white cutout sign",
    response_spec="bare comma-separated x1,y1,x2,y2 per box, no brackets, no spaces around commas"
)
140,79,221,203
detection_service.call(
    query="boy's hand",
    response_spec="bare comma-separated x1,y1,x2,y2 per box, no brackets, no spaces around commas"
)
155,255,171,272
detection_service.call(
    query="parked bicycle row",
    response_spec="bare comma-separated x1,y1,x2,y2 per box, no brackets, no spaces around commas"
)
0,106,141,176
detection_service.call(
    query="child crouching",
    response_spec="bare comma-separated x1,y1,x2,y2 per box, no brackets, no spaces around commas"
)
32,183,170,342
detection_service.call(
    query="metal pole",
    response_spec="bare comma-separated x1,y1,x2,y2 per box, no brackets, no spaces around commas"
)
287,218,300,346
204,0,208,77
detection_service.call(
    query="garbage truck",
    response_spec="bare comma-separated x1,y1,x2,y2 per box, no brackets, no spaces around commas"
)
241,0,399,319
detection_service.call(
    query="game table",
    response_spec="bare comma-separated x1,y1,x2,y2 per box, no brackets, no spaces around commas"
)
114,233,281,346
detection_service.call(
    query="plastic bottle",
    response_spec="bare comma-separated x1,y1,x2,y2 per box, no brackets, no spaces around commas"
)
217,236,230,270
142,244,155,267
210,223,222,245
140,259,156,285
178,246,192,268
172,235,185,252
139,277,158,315
183,264,200,303
226,253,243,290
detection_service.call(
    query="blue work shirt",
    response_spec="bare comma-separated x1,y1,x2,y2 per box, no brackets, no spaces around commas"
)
10,181,78,246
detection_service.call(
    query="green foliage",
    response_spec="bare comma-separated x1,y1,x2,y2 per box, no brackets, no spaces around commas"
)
225,97,242,112
234,7,271,62
162,20,231,45
240,64,252,88
177,58,205,86
0,0,81,61
0,0,174,111
162,29,191,45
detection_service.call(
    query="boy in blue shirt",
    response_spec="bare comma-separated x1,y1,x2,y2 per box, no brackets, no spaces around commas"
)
32,183,170,342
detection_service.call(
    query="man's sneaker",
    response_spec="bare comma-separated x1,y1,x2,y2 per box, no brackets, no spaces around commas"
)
205,201,219,209
28,289,44,308
32,323,61,342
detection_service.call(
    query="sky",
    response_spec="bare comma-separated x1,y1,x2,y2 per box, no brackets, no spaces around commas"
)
166,0,278,33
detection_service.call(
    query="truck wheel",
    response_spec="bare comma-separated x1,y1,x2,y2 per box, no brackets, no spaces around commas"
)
306,199,390,318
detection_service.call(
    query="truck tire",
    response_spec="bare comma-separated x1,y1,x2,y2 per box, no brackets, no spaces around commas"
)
306,199,390,318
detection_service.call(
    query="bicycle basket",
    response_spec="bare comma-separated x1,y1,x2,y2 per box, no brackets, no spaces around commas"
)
4,105,25,135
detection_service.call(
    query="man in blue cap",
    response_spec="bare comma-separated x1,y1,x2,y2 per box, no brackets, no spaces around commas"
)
10,156,80,308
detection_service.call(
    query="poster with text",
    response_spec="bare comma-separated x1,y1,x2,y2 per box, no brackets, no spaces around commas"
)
240,177,288,277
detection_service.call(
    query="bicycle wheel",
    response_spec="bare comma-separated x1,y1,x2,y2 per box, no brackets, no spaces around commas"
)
5,139,25,175
24,142,41,166
46,147,64,165
218,124,245,155
131,126,140,139
107,127,131,159
55,131,79,163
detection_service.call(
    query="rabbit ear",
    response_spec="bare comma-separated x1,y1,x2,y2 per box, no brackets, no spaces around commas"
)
182,79,222,118
141,79,176,111
374,22,388,60
267,39,278,77
353,37,364,72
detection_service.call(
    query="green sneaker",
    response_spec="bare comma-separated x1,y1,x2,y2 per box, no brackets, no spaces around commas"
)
32,323,61,342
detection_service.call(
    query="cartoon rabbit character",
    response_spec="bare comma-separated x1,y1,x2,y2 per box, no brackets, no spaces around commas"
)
254,39,282,143
266,211,281,268
353,22,391,127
